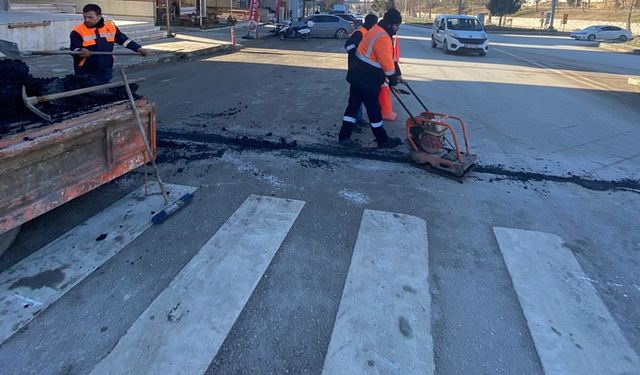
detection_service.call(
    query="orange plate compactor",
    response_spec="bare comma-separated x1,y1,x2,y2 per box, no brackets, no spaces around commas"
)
392,82,477,180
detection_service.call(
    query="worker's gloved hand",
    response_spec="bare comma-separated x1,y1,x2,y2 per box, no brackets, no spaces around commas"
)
79,48,92,58
138,48,149,57
388,75,399,87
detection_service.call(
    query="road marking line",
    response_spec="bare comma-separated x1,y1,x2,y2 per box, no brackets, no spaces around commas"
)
322,210,434,375
0,183,197,345
492,46,621,92
493,227,640,374
90,195,305,375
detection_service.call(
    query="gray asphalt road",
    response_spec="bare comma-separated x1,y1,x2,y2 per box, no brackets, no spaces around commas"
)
0,26,638,375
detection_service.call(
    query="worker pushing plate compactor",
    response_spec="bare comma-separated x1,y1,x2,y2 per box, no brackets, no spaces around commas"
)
392,81,477,180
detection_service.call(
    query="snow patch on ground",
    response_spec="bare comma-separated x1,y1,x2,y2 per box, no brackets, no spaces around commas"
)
338,189,370,205
223,154,287,189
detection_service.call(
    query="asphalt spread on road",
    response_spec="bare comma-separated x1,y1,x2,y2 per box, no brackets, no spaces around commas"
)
156,130,640,193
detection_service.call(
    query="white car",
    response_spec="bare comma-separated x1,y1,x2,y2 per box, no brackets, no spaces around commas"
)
570,25,633,42
431,15,489,56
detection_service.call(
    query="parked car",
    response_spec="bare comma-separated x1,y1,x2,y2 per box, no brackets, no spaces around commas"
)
336,13,363,28
570,25,633,41
431,14,489,56
295,14,354,38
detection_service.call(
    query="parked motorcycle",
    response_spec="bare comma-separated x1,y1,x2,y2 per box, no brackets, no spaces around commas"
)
278,19,314,41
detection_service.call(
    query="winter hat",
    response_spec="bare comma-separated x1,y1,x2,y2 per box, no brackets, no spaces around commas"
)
383,8,402,25
364,14,378,29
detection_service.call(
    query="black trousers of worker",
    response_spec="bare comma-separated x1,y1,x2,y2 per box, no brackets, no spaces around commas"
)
339,84,390,144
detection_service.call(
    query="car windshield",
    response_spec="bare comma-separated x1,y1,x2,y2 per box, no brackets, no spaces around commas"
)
446,18,483,31
583,26,599,30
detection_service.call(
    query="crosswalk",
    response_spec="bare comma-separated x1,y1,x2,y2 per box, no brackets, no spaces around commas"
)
0,188,638,374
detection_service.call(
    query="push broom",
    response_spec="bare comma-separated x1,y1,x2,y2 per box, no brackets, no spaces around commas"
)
119,67,193,224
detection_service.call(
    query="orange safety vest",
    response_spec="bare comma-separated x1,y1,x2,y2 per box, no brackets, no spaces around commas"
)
345,27,367,53
355,24,395,77
72,21,117,67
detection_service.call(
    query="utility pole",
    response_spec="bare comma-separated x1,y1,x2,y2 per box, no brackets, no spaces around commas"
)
165,0,173,37
549,0,557,30
627,0,634,31
458,0,463,14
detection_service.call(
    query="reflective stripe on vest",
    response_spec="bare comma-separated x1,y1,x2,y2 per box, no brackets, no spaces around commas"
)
73,21,117,66
355,26,395,76
345,28,366,52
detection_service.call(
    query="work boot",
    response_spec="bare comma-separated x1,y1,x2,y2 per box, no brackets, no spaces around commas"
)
377,136,403,149
338,121,353,142
372,126,403,148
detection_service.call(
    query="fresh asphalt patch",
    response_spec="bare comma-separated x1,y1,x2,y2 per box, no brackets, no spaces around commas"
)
156,130,640,193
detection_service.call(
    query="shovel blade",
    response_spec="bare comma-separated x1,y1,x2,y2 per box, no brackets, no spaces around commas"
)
0,39,22,60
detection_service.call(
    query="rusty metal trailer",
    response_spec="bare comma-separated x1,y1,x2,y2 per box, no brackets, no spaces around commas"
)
0,98,156,256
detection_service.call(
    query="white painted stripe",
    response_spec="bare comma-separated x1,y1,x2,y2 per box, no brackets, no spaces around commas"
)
0,183,197,345
343,116,357,123
494,227,640,374
323,210,434,375
90,195,305,375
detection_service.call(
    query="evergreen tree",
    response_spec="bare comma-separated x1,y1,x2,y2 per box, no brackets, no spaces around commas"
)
372,0,395,15
487,0,522,26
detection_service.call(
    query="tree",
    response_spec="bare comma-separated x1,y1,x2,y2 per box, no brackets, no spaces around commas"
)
627,0,635,30
372,0,395,15
487,0,522,26
534,0,542,12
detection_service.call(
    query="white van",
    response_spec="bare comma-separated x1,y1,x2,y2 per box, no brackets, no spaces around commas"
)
431,15,489,56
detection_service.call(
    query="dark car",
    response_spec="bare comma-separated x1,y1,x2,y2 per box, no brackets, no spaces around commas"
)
335,13,363,28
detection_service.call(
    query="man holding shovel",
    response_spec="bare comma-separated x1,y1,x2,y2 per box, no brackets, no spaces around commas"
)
71,3,148,84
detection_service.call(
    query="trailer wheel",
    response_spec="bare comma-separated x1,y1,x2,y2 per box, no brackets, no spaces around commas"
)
0,226,21,258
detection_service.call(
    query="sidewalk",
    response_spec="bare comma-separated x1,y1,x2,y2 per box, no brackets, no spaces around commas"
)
22,21,276,78
598,41,640,55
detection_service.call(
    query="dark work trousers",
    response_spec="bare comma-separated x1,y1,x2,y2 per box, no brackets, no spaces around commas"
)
339,84,389,143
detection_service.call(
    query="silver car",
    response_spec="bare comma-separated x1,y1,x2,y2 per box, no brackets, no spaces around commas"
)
297,14,355,39
570,25,633,42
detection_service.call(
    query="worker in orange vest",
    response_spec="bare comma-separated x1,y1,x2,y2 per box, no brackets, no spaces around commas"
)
339,8,403,148
70,4,148,84
344,14,379,125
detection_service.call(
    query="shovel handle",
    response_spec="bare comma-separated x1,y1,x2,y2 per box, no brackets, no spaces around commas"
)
25,78,145,105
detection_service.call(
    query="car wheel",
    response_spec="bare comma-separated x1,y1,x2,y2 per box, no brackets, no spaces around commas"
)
587,34,596,41
443,40,450,54
279,33,286,41
335,28,348,39
479,50,487,56
618,35,628,42
302,33,310,41
431,36,437,48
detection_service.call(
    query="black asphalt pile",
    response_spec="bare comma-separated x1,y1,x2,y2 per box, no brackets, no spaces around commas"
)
0,59,138,136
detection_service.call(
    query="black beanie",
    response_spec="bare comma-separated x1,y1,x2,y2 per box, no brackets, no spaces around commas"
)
383,8,402,25
364,14,378,29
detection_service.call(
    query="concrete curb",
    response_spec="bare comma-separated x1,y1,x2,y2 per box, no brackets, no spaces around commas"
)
598,42,640,55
